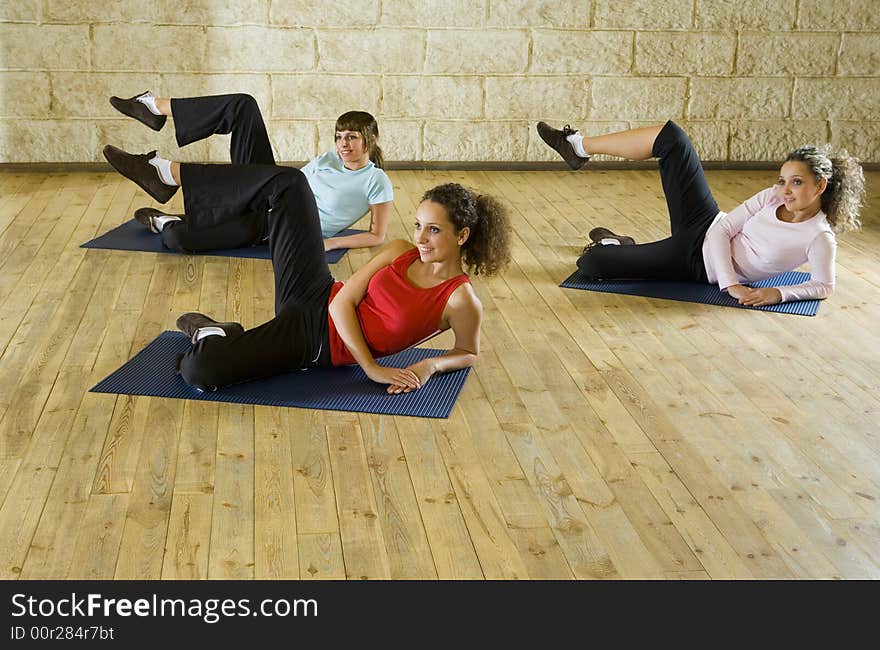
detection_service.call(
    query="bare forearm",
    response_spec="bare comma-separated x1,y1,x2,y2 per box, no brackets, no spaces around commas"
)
325,230,386,251
424,349,478,375
388,348,477,393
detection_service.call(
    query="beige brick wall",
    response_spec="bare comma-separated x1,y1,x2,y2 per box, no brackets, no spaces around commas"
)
0,1,878,163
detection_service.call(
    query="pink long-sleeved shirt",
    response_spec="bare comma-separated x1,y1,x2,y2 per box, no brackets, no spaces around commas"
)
702,187,836,302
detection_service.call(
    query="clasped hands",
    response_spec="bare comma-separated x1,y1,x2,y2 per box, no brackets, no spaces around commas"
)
365,358,435,394
726,284,782,306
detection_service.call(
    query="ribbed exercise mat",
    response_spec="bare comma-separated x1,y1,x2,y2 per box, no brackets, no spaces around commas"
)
560,270,821,316
81,220,362,264
90,331,470,418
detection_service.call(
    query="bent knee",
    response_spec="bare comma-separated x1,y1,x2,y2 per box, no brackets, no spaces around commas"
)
270,166,309,198
663,120,687,144
232,93,259,111
656,120,695,157
278,165,306,186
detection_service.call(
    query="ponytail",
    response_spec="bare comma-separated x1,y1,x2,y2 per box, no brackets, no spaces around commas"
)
825,153,864,232
370,142,385,170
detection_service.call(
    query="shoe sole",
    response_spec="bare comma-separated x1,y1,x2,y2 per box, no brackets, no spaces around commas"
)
589,227,635,246
536,122,587,171
103,145,174,204
134,207,183,234
176,312,244,340
109,96,166,132
134,207,161,233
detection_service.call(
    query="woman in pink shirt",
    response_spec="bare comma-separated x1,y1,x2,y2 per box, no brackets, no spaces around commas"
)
537,120,865,305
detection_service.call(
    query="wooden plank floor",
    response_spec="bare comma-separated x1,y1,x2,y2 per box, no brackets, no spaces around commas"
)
0,168,878,580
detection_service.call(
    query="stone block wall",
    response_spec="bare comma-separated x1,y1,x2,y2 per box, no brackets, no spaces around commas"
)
0,1,878,163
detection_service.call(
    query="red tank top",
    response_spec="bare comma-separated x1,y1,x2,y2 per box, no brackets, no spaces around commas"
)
327,248,471,366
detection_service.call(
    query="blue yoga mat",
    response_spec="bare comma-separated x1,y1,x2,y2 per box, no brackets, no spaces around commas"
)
560,270,820,316
81,219,362,264
90,331,470,419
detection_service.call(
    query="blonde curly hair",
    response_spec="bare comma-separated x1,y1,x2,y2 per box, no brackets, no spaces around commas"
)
785,145,865,232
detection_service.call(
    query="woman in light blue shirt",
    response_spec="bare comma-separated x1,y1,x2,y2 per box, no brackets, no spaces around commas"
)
104,92,394,253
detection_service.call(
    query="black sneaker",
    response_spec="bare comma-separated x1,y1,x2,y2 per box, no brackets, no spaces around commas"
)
588,227,635,246
582,227,635,255
134,207,184,233
176,313,245,344
102,144,178,203
109,92,167,131
537,122,590,170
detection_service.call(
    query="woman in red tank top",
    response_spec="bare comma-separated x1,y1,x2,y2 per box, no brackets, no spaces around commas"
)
172,168,511,395
329,183,511,393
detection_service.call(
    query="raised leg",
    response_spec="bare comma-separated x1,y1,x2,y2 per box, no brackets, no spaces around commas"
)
176,166,335,390
572,121,720,235
178,163,333,312
581,124,664,160
650,121,720,234
170,94,275,165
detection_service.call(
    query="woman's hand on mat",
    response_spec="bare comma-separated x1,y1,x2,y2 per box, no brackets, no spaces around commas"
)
728,284,782,306
726,284,752,302
366,364,422,393
738,287,783,306
386,360,435,394
381,360,437,394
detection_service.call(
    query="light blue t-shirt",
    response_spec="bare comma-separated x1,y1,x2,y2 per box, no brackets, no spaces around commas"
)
300,151,394,238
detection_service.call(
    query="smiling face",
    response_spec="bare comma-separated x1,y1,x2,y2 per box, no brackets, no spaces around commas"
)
413,200,469,264
335,130,369,169
776,160,827,215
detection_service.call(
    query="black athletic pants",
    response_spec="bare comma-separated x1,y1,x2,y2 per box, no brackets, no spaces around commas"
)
576,121,719,282
177,164,335,391
162,94,277,252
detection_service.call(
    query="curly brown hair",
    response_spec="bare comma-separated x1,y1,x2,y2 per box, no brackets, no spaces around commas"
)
421,183,511,276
